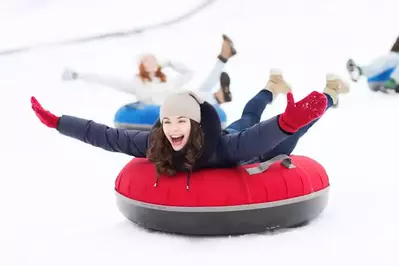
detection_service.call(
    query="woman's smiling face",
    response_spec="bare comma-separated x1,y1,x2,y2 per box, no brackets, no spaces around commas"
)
162,116,191,151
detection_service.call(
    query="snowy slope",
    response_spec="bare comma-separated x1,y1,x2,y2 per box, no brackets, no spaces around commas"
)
0,0,215,51
1,0,399,265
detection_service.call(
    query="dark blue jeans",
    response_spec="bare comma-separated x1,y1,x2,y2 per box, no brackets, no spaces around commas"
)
225,90,334,161
225,90,273,132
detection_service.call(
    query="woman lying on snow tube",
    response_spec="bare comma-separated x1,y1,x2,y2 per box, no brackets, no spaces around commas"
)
112,74,229,130
62,34,236,130
30,70,350,235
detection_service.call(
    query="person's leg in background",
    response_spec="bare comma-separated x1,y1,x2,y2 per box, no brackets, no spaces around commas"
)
198,34,237,104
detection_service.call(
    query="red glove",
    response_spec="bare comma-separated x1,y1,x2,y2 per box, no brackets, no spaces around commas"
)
31,96,60,128
278,91,327,133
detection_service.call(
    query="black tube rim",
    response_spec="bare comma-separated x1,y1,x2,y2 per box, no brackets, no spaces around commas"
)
115,186,329,213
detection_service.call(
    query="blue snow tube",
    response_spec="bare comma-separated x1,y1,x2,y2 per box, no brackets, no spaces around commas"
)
368,67,396,83
213,104,227,128
114,102,228,130
114,102,160,130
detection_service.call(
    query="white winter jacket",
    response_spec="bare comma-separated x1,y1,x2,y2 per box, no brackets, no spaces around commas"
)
72,59,225,105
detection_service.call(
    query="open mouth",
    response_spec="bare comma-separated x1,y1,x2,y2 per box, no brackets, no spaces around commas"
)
170,135,184,146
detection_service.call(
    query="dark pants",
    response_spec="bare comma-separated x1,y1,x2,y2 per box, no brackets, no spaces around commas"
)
225,90,334,161
226,90,274,132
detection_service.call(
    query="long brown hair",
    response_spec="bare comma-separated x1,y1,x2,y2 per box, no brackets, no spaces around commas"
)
147,120,204,176
137,62,167,83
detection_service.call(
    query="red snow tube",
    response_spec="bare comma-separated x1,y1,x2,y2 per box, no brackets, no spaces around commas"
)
115,155,329,235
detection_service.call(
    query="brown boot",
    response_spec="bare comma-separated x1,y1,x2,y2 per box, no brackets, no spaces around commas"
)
323,73,350,107
218,34,237,62
390,36,399,52
264,69,292,101
214,72,232,104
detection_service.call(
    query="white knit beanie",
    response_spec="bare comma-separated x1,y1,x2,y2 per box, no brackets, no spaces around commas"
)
136,53,156,64
160,91,204,123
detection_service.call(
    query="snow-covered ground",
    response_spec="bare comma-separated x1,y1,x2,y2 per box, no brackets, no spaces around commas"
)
1,0,399,265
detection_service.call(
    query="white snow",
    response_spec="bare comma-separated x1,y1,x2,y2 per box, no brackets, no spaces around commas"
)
1,0,399,265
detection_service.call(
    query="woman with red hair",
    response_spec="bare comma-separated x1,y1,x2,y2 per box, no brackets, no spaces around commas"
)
62,35,236,106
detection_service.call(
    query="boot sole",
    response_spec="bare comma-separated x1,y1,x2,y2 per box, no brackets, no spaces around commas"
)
223,34,237,56
220,72,232,102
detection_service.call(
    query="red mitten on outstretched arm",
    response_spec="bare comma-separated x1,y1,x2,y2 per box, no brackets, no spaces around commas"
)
278,91,327,134
30,96,60,128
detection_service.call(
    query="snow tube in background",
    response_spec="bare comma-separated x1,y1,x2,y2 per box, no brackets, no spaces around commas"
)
213,104,227,128
114,102,160,130
367,67,396,91
114,102,228,130
115,155,330,235
368,67,396,83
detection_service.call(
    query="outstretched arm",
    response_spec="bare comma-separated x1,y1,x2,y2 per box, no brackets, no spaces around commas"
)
163,60,194,88
31,97,149,157
218,91,328,163
64,69,142,95
57,115,149,157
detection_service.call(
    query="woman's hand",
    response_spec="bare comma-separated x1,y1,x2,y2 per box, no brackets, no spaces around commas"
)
31,96,60,129
278,91,327,133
